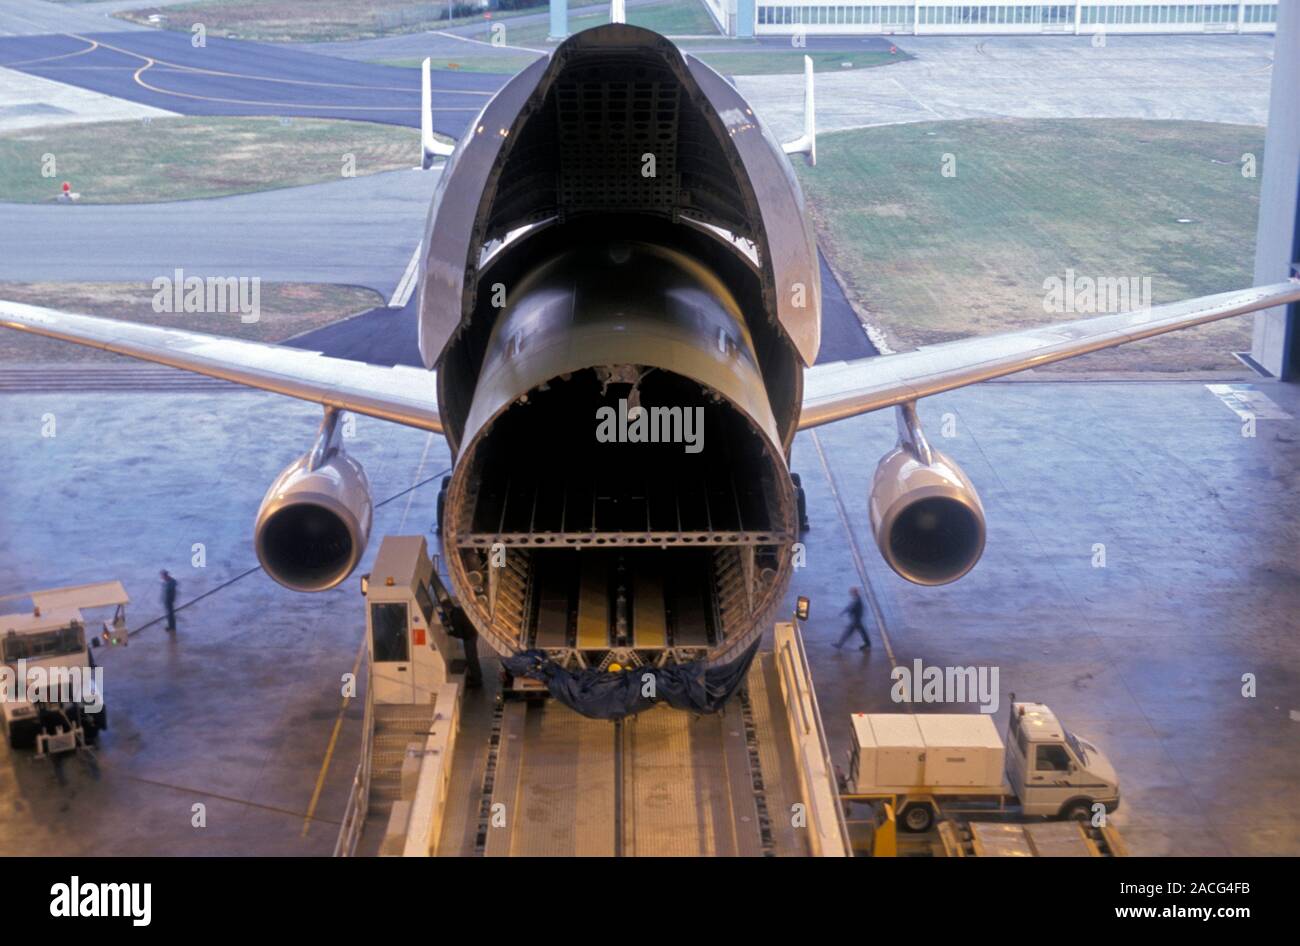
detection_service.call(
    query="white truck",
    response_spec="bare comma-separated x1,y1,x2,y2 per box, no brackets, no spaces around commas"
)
846,702,1120,833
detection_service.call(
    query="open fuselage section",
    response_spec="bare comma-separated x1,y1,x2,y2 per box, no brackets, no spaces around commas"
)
442,240,796,669
420,24,821,672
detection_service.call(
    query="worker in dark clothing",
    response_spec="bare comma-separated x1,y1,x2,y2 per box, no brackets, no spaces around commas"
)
159,570,178,633
441,601,483,689
834,587,870,650
791,473,810,532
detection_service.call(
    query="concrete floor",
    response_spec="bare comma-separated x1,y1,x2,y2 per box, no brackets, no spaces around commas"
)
0,372,1296,855
742,34,1277,140
0,390,447,854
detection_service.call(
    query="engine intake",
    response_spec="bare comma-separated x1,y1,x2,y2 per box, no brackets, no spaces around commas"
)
869,406,986,586
254,421,373,592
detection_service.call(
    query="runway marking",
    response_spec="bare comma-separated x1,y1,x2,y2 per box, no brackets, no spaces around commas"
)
399,432,437,531
68,31,494,96
810,428,898,666
0,36,98,68
1,19,492,117
388,240,422,308
131,57,478,111
142,57,493,96
118,772,343,827
886,74,947,121
301,460,449,837
301,635,367,837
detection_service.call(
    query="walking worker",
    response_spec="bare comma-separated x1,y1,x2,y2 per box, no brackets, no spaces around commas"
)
160,570,178,633
834,587,870,650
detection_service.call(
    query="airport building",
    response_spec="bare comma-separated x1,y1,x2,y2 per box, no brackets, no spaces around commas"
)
703,1,1278,37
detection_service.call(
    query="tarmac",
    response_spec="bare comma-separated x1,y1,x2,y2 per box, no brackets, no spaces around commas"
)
1,374,1295,855
741,33,1277,140
0,169,441,299
0,30,501,136
0,0,149,37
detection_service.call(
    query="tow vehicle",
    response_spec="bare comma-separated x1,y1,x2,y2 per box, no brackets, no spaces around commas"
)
0,581,127,752
845,701,1121,834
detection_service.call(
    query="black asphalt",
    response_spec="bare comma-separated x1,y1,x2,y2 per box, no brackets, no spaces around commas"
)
286,296,422,366
816,249,878,362
0,30,505,137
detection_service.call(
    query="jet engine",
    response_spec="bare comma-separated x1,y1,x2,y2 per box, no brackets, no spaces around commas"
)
869,404,986,585
254,411,373,592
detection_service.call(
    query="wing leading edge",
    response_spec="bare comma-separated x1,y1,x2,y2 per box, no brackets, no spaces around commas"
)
0,301,442,433
4,281,1296,439
801,282,1300,430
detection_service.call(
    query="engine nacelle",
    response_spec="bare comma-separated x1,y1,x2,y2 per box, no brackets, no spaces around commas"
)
869,444,986,586
254,447,373,592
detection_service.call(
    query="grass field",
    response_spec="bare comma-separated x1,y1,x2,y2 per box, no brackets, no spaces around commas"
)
119,0,548,42
0,282,383,363
0,117,422,204
798,119,1267,373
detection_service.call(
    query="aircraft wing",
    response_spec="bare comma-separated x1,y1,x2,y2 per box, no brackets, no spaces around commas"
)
801,282,1300,430
0,300,442,433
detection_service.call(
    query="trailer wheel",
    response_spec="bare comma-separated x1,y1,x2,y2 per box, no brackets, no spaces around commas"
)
900,803,934,833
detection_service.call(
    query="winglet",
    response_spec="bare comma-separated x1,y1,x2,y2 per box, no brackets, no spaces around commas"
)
781,55,816,167
611,0,626,24
421,57,455,169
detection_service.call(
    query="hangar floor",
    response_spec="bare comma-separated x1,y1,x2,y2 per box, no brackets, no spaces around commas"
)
0,369,1295,856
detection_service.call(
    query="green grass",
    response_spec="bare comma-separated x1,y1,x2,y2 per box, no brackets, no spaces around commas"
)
118,0,548,42
798,119,1267,373
0,116,424,203
0,282,383,363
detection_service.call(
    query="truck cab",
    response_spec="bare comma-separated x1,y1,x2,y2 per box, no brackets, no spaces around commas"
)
1005,702,1120,820
361,536,456,705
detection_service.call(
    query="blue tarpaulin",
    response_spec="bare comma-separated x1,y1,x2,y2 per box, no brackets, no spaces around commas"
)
502,640,760,720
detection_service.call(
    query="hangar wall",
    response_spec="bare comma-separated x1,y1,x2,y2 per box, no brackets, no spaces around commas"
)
734,1,1279,35
1251,0,1298,379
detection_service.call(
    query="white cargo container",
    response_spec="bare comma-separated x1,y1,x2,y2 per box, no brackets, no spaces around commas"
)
847,703,1120,833
851,713,1003,790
